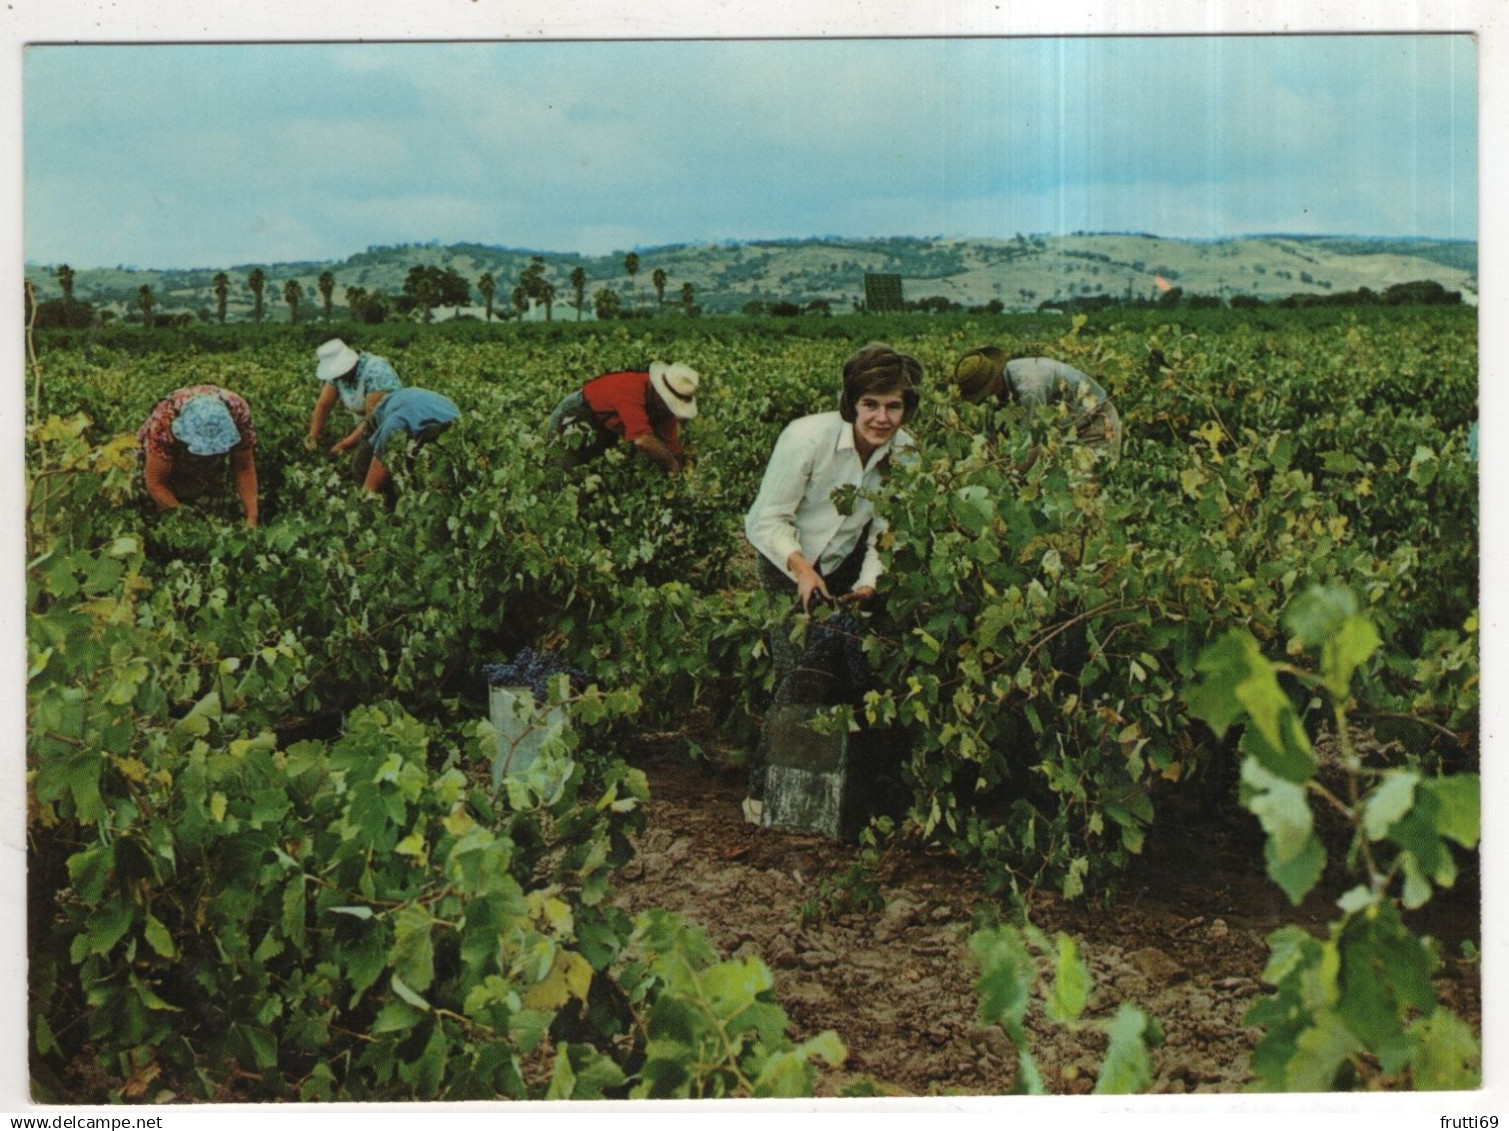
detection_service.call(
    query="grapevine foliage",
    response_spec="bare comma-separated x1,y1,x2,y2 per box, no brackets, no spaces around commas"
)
1187,585,1480,1090
26,307,1478,1096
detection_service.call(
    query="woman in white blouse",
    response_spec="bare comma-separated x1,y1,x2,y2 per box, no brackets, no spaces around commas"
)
742,343,922,821
747,343,922,603
745,343,921,611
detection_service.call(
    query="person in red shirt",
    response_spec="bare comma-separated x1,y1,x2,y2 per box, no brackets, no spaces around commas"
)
546,362,700,474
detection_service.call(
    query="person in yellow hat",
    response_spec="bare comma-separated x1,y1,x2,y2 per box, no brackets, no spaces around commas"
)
952,347,1121,464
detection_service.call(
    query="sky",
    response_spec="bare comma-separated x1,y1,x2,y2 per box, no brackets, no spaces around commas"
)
21,34,1478,270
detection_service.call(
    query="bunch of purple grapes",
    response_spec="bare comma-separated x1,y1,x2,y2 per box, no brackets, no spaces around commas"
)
483,647,590,704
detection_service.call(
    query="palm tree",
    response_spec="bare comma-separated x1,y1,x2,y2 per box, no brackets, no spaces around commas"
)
623,252,640,311
248,268,266,323
345,286,370,323
318,270,336,321
594,287,622,320
652,267,668,308
478,272,496,322
570,266,587,322
283,279,303,323
213,272,229,323
541,280,556,322
511,284,529,320
137,284,156,327
56,264,75,302
681,281,695,313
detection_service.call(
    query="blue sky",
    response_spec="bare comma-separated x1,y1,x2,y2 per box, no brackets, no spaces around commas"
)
22,36,1476,269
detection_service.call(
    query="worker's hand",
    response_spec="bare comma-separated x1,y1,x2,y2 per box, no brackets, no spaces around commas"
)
793,563,832,612
329,438,352,456
303,434,319,453
840,586,876,606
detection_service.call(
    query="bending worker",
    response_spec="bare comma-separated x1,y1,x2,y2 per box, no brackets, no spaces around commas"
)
305,338,403,464
333,387,460,502
951,347,1121,464
546,362,700,474
137,384,259,527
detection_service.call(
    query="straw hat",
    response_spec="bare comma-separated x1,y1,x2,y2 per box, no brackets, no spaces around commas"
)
316,338,361,382
650,362,700,420
170,394,241,456
952,346,1008,403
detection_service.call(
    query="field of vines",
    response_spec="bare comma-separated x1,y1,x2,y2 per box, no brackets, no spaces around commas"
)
25,306,1480,1101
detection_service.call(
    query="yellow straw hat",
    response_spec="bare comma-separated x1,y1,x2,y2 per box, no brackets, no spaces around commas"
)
952,346,1007,403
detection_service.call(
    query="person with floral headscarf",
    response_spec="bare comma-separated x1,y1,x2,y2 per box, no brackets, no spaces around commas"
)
951,347,1122,465
137,384,259,526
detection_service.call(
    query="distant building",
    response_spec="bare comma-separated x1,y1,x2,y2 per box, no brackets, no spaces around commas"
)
863,273,904,312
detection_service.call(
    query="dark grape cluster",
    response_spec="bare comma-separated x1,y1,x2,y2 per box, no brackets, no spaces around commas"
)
482,647,590,704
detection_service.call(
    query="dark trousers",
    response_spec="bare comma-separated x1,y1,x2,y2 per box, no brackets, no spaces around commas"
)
547,390,617,470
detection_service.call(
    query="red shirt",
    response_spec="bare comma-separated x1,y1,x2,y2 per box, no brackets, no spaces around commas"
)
581,370,682,453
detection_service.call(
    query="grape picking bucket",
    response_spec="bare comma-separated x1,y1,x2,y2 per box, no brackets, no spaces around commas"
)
488,685,568,786
758,662,905,840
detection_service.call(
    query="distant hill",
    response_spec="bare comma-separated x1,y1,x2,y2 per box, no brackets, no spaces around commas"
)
24,233,1478,321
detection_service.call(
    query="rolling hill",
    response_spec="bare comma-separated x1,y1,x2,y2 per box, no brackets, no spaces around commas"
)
24,233,1478,321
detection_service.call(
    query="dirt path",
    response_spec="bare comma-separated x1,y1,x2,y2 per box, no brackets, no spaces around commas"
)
610,745,1482,1096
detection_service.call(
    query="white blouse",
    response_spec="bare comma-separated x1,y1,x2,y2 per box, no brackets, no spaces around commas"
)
744,411,912,592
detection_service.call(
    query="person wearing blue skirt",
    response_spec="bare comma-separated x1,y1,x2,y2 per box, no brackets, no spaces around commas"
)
332,387,459,501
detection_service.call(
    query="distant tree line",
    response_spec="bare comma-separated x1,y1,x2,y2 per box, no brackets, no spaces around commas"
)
27,252,1461,331
1033,279,1462,315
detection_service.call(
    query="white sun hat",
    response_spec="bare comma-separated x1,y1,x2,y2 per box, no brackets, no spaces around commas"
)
650,361,700,420
316,338,361,382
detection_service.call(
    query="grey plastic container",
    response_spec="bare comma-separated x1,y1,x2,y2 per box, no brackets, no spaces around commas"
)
489,685,567,786
760,702,878,840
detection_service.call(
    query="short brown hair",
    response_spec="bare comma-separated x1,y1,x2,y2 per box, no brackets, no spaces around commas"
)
839,342,922,423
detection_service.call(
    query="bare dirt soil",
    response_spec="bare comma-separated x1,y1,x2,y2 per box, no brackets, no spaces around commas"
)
610,743,1482,1097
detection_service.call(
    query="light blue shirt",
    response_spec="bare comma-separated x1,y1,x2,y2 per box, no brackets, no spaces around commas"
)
325,352,403,416
745,410,912,591
369,388,460,455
